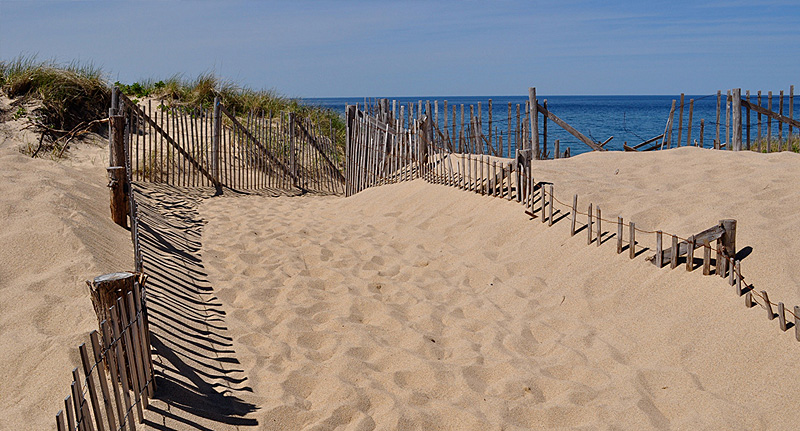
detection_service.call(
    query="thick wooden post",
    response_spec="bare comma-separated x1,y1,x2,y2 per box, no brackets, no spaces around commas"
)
109,107,128,228
719,219,737,260
732,89,742,151
528,87,539,160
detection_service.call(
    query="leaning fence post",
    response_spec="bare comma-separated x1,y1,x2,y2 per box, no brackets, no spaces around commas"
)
732,88,742,151
528,87,539,160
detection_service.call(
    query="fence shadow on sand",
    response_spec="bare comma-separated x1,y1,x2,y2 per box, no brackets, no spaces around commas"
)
133,182,259,430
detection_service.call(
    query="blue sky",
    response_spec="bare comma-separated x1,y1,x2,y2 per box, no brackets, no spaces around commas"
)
1,0,798,97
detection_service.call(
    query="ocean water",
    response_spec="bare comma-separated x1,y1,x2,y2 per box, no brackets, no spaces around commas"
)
302,95,799,156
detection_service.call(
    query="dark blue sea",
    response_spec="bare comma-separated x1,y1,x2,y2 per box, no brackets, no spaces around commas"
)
302,95,798,156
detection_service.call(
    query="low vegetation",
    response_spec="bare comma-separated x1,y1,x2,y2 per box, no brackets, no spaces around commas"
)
747,135,800,153
0,56,344,158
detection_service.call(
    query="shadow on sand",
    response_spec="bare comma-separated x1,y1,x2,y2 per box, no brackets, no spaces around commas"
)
134,182,259,430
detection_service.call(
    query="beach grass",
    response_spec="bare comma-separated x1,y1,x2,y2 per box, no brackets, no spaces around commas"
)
1,55,345,158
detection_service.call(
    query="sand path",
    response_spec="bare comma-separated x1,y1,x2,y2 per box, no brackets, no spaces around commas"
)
194,147,800,430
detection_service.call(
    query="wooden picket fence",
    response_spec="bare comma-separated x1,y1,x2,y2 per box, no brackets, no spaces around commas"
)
117,89,344,194
628,86,798,152
55,276,154,431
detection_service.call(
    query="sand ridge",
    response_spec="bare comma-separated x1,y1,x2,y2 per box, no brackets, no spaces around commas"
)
197,148,800,430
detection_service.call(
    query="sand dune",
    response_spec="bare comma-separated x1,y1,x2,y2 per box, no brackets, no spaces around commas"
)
0,142,133,430
199,147,800,430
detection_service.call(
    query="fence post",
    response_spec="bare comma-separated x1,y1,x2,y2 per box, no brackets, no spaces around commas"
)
289,112,298,188
211,97,221,184
108,87,128,228
528,87,539,160
732,88,742,151
345,105,355,196
720,219,737,259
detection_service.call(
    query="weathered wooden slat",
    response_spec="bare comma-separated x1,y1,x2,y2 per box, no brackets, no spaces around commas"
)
548,184,554,227
536,103,606,151
656,231,663,267
662,100,676,149
79,343,106,431
741,98,800,129
795,306,800,341
629,133,665,150
109,307,136,431
570,195,577,236
587,203,593,245
629,222,635,259
763,291,774,320
734,260,742,296
686,236,695,272
702,239,711,275
90,331,117,431
653,224,725,265
596,207,601,247
670,234,679,269
778,302,787,331
65,395,76,431
617,217,623,253
116,297,144,424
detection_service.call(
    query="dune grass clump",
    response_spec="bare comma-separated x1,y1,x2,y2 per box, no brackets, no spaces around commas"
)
0,56,345,159
1,56,110,133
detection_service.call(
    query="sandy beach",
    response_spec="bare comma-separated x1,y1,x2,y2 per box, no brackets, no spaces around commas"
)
193,147,800,430
4,137,800,429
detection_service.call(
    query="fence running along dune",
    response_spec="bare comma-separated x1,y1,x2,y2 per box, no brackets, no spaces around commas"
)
346,89,800,347
117,90,345,194
51,86,348,430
